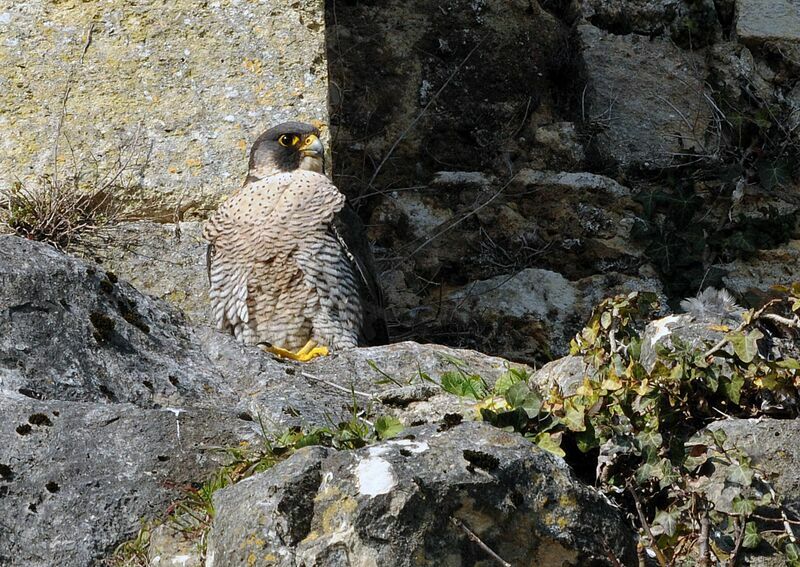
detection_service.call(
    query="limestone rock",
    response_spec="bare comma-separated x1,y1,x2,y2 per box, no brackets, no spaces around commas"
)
0,234,238,408
640,312,726,372
705,418,800,513
701,418,800,566
0,394,252,567
206,422,637,567
0,0,329,217
579,24,714,169
531,355,602,397
148,524,204,567
327,0,573,194
84,221,212,326
735,0,800,44
444,268,665,362
532,122,586,170
580,0,682,34
0,235,542,566
370,169,662,361
720,241,800,297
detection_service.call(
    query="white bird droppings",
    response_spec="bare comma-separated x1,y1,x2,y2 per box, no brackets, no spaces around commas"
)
356,456,396,497
649,315,682,346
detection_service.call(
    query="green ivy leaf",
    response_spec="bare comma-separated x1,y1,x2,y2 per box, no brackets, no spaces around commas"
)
658,459,680,489
721,373,744,405
654,508,680,537
636,430,663,452
441,371,488,400
732,496,757,516
777,358,800,370
742,521,762,549
710,429,728,448
757,159,792,191
375,416,404,440
726,460,754,486
786,542,800,563
563,400,586,432
494,368,526,395
534,432,565,458
727,329,764,363
635,460,659,484
505,381,531,408
520,389,543,419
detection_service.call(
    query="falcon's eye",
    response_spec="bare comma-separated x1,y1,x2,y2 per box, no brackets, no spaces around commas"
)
278,134,299,147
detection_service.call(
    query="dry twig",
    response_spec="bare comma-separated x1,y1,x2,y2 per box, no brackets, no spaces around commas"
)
450,517,511,567
300,371,375,400
366,37,486,191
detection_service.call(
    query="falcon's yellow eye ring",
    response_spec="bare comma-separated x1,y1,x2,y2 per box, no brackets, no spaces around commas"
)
278,134,299,147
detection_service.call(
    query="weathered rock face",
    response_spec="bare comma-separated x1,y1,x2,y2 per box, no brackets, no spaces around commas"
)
207,422,637,567
702,417,800,566
367,169,665,363
720,241,800,299
443,268,666,362
326,0,577,196
0,395,252,567
0,236,547,566
85,221,212,326
580,0,721,44
0,0,329,216
735,0,800,44
706,418,800,514
578,23,714,170
0,235,237,407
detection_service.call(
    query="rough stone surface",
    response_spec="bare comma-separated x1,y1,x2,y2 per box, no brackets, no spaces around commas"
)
326,0,574,195
85,221,212,326
369,169,663,362
580,0,721,45
735,0,800,43
532,355,602,397
0,234,241,408
0,236,545,566
580,0,682,34
703,418,800,566
0,394,252,567
579,24,713,169
239,339,529,433
720,241,800,297
207,422,637,567
0,0,329,216
444,268,665,362
640,312,728,372
148,523,203,567
0,235,527,424
706,418,800,513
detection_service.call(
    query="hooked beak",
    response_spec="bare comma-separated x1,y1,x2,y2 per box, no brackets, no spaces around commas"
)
299,134,324,158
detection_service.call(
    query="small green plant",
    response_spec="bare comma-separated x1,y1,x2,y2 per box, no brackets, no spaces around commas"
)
454,289,800,565
108,405,404,565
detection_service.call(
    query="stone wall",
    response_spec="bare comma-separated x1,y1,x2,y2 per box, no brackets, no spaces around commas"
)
1,0,329,218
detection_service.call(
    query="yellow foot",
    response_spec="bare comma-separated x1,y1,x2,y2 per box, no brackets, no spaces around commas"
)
262,340,329,362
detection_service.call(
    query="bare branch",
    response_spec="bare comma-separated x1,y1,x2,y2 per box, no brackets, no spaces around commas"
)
450,517,511,567
366,37,486,191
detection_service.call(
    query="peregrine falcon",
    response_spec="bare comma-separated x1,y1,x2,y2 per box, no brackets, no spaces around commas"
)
203,121,384,361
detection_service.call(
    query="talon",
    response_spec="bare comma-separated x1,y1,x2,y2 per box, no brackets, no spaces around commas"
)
261,340,329,362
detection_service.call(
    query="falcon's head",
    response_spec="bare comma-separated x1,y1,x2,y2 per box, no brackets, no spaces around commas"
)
246,121,325,182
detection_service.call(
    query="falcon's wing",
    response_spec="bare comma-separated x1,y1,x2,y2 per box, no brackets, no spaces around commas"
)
203,171,345,340
333,204,388,345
